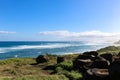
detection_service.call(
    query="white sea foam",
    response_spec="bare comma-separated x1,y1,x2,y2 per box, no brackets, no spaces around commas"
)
0,42,109,54
0,43,82,53
0,49,6,53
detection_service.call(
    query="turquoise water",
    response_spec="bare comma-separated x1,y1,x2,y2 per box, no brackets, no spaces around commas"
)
0,41,108,59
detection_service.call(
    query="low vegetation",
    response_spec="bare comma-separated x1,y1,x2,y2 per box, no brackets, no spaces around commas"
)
97,46,120,54
0,54,79,80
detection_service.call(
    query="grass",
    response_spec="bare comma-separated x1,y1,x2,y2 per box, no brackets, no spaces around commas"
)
56,61,73,71
97,46,120,54
0,54,79,80
0,58,51,78
64,71,83,80
2,75,68,80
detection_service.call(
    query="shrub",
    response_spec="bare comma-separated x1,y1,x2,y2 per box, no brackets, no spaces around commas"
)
64,71,83,80
55,67,63,73
57,61,73,71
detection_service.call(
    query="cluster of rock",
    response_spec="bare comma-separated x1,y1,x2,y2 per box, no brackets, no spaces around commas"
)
73,51,120,80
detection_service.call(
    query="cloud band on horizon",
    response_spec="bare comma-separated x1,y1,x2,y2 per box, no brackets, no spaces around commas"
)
38,30,120,43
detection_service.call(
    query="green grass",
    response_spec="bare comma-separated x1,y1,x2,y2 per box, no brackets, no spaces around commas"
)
0,58,35,65
0,54,80,80
97,46,120,54
56,61,73,71
2,75,69,80
64,71,83,80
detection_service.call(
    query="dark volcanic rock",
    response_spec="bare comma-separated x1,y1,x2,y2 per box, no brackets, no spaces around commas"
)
36,55,49,64
109,60,120,80
90,56,106,61
57,56,65,64
73,54,94,72
100,53,113,63
113,55,120,61
73,59,93,72
76,54,94,60
84,68,109,80
83,51,98,56
91,60,110,69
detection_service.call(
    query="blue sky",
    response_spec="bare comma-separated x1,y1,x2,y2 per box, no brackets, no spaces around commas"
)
0,0,120,42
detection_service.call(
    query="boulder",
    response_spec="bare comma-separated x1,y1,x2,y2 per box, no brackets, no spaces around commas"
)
90,56,106,61
84,68,109,80
109,60,120,80
36,55,49,64
57,56,65,64
113,56,120,61
73,59,93,72
100,53,113,63
83,51,98,56
76,54,94,60
91,60,110,69
118,52,120,56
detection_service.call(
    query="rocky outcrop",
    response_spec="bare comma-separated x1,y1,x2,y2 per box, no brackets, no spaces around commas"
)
83,51,98,56
36,55,49,64
108,60,120,80
100,53,113,63
73,51,119,80
91,60,110,69
73,54,94,72
84,68,109,80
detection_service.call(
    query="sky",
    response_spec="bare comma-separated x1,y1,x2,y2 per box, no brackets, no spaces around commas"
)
0,0,120,43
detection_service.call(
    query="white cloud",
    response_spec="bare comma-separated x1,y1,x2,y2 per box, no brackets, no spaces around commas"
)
0,31,16,34
38,30,120,37
39,30,120,43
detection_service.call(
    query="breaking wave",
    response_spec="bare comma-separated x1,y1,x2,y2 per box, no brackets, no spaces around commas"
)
0,43,82,53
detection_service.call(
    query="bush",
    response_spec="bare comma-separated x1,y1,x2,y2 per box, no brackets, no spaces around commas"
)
55,67,63,73
64,71,83,80
57,61,73,71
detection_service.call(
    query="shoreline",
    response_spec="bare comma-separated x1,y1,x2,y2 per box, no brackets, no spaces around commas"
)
0,45,120,60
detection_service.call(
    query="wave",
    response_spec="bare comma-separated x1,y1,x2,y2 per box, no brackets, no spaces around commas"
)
0,49,6,53
0,42,109,54
0,43,83,53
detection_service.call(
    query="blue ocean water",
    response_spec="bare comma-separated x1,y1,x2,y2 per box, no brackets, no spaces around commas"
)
0,41,108,59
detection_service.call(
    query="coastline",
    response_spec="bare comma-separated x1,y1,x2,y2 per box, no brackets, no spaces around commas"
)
0,45,120,80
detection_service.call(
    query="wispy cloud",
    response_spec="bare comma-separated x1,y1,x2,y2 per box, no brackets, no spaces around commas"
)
39,30,120,43
0,31,16,34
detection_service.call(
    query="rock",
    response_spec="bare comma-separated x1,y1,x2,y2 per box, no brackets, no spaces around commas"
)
57,56,65,64
84,68,109,80
73,54,93,69
76,54,94,60
36,55,49,64
90,56,106,61
73,59,93,72
87,68,109,77
109,60,120,80
100,53,113,63
118,52,120,56
83,51,98,56
91,60,110,69
113,56,120,61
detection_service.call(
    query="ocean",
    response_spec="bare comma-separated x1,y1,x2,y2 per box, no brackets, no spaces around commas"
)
0,41,109,59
